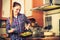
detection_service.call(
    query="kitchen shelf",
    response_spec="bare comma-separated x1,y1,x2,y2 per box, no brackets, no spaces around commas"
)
0,17,7,28
0,17,7,21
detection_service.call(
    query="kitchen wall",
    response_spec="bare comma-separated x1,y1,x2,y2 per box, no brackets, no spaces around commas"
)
32,0,44,26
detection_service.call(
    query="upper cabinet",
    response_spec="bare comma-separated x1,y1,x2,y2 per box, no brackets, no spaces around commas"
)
24,0,32,17
0,0,11,20
2,0,10,18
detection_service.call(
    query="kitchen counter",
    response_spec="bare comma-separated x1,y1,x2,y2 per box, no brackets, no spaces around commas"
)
26,36,59,40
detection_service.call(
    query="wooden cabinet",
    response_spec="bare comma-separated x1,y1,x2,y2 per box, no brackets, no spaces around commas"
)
2,0,10,18
0,0,2,18
0,0,10,18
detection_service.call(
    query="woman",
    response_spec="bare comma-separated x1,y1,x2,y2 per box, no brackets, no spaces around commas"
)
6,2,30,40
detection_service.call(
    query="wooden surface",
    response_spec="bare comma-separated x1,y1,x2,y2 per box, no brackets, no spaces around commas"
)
3,36,60,40
26,36,59,40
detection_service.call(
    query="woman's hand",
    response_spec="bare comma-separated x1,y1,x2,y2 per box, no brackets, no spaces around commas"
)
8,28,16,33
25,24,30,30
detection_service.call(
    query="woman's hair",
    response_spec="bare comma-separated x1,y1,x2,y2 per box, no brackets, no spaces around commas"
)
13,2,21,7
28,18,36,23
12,2,21,17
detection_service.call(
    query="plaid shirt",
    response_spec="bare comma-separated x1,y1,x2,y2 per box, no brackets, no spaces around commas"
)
6,14,30,40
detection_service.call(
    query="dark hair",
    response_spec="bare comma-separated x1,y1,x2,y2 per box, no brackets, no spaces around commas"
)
28,18,36,23
13,2,21,7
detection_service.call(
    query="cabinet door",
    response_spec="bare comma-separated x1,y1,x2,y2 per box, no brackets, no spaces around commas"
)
2,0,10,18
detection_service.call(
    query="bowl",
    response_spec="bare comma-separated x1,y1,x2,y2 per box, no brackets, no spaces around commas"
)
20,31,32,37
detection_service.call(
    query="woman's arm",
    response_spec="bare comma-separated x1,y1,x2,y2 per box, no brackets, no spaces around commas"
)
6,18,15,33
8,28,15,33
24,15,31,30
25,23,30,30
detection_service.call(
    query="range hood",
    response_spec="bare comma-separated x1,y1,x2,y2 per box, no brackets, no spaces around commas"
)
32,5,60,11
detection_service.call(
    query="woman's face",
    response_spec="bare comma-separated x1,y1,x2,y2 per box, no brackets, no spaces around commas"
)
13,5,21,15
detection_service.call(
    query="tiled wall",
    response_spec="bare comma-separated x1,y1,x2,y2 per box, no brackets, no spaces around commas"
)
32,0,44,27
